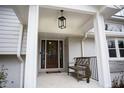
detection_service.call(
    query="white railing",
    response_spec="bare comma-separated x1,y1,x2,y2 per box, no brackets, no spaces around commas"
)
89,56,99,81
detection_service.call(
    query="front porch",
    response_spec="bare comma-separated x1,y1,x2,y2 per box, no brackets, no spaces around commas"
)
11,5,113,88
26,6,111,88
37,72,100,88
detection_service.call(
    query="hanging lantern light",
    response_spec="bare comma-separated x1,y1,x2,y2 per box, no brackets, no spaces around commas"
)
58,10,66,29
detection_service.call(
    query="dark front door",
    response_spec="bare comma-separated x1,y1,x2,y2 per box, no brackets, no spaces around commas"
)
46,40,58,68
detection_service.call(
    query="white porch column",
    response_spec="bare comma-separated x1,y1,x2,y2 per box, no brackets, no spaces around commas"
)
24,5,39,88
93,13,111,88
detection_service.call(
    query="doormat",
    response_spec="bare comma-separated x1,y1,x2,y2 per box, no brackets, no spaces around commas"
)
46,71,61,73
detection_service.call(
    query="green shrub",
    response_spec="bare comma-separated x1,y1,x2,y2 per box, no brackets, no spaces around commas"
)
112,74,124,88
0,65,8,88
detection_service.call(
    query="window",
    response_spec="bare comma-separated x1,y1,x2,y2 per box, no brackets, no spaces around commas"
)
107,39,124,58
105,23,123,32
108,40,117,57
118,40,124,57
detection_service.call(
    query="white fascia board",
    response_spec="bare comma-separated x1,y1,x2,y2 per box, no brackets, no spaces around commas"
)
105,31,124,37
87,31,124,38
40,5,98,15
111,16,124,20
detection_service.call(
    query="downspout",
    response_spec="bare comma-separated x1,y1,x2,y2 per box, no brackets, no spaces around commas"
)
83,32,88,41
81,32,88,56
17,24,24,88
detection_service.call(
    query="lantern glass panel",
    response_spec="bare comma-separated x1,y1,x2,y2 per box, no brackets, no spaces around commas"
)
58,16,66,29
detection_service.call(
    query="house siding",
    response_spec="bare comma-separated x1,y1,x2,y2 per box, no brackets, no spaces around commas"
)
0,7,27,88
109,61,124,73
83,38,96,57
0,7,27,54
67,37,124,72
68,38,82,65
0,55,25,88
1,6,124,87
83,37,124,82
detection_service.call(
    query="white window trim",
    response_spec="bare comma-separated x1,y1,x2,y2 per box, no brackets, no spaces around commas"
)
108,39,117,57
108,38,124,61
115,39,120,58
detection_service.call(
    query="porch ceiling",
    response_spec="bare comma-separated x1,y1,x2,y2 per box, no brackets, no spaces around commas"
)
9,5,94,36
39,7,93,36
9,5,95,26
9,5,123,36
9,5,122,26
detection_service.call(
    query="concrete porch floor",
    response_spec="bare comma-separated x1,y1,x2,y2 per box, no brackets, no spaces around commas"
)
37,72,101,88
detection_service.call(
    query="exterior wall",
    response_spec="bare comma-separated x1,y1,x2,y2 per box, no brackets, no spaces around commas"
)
83,37,124,83
68,38,82,65
0,55,25,88
109,61,124,73
0,7,27,54
0,7,20,54
0,6,124,87
106,37,124,73
0,7,27,88
105,20,124,32
83,37,124,71
83,38,96,56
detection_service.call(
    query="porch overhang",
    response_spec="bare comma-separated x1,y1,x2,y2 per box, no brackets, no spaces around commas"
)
5,5,116,88
100,5,121,19
9,5,29,25
9,5,99,25
9,5,122,26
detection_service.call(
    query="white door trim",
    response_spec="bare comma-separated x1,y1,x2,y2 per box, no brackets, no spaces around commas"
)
38,39,65,72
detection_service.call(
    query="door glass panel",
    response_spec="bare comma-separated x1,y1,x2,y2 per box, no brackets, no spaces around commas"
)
41,40,45,69
46,40,58,68
59,41,63,68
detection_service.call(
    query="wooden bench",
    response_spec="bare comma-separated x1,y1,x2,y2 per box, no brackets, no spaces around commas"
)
68,57,91,83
